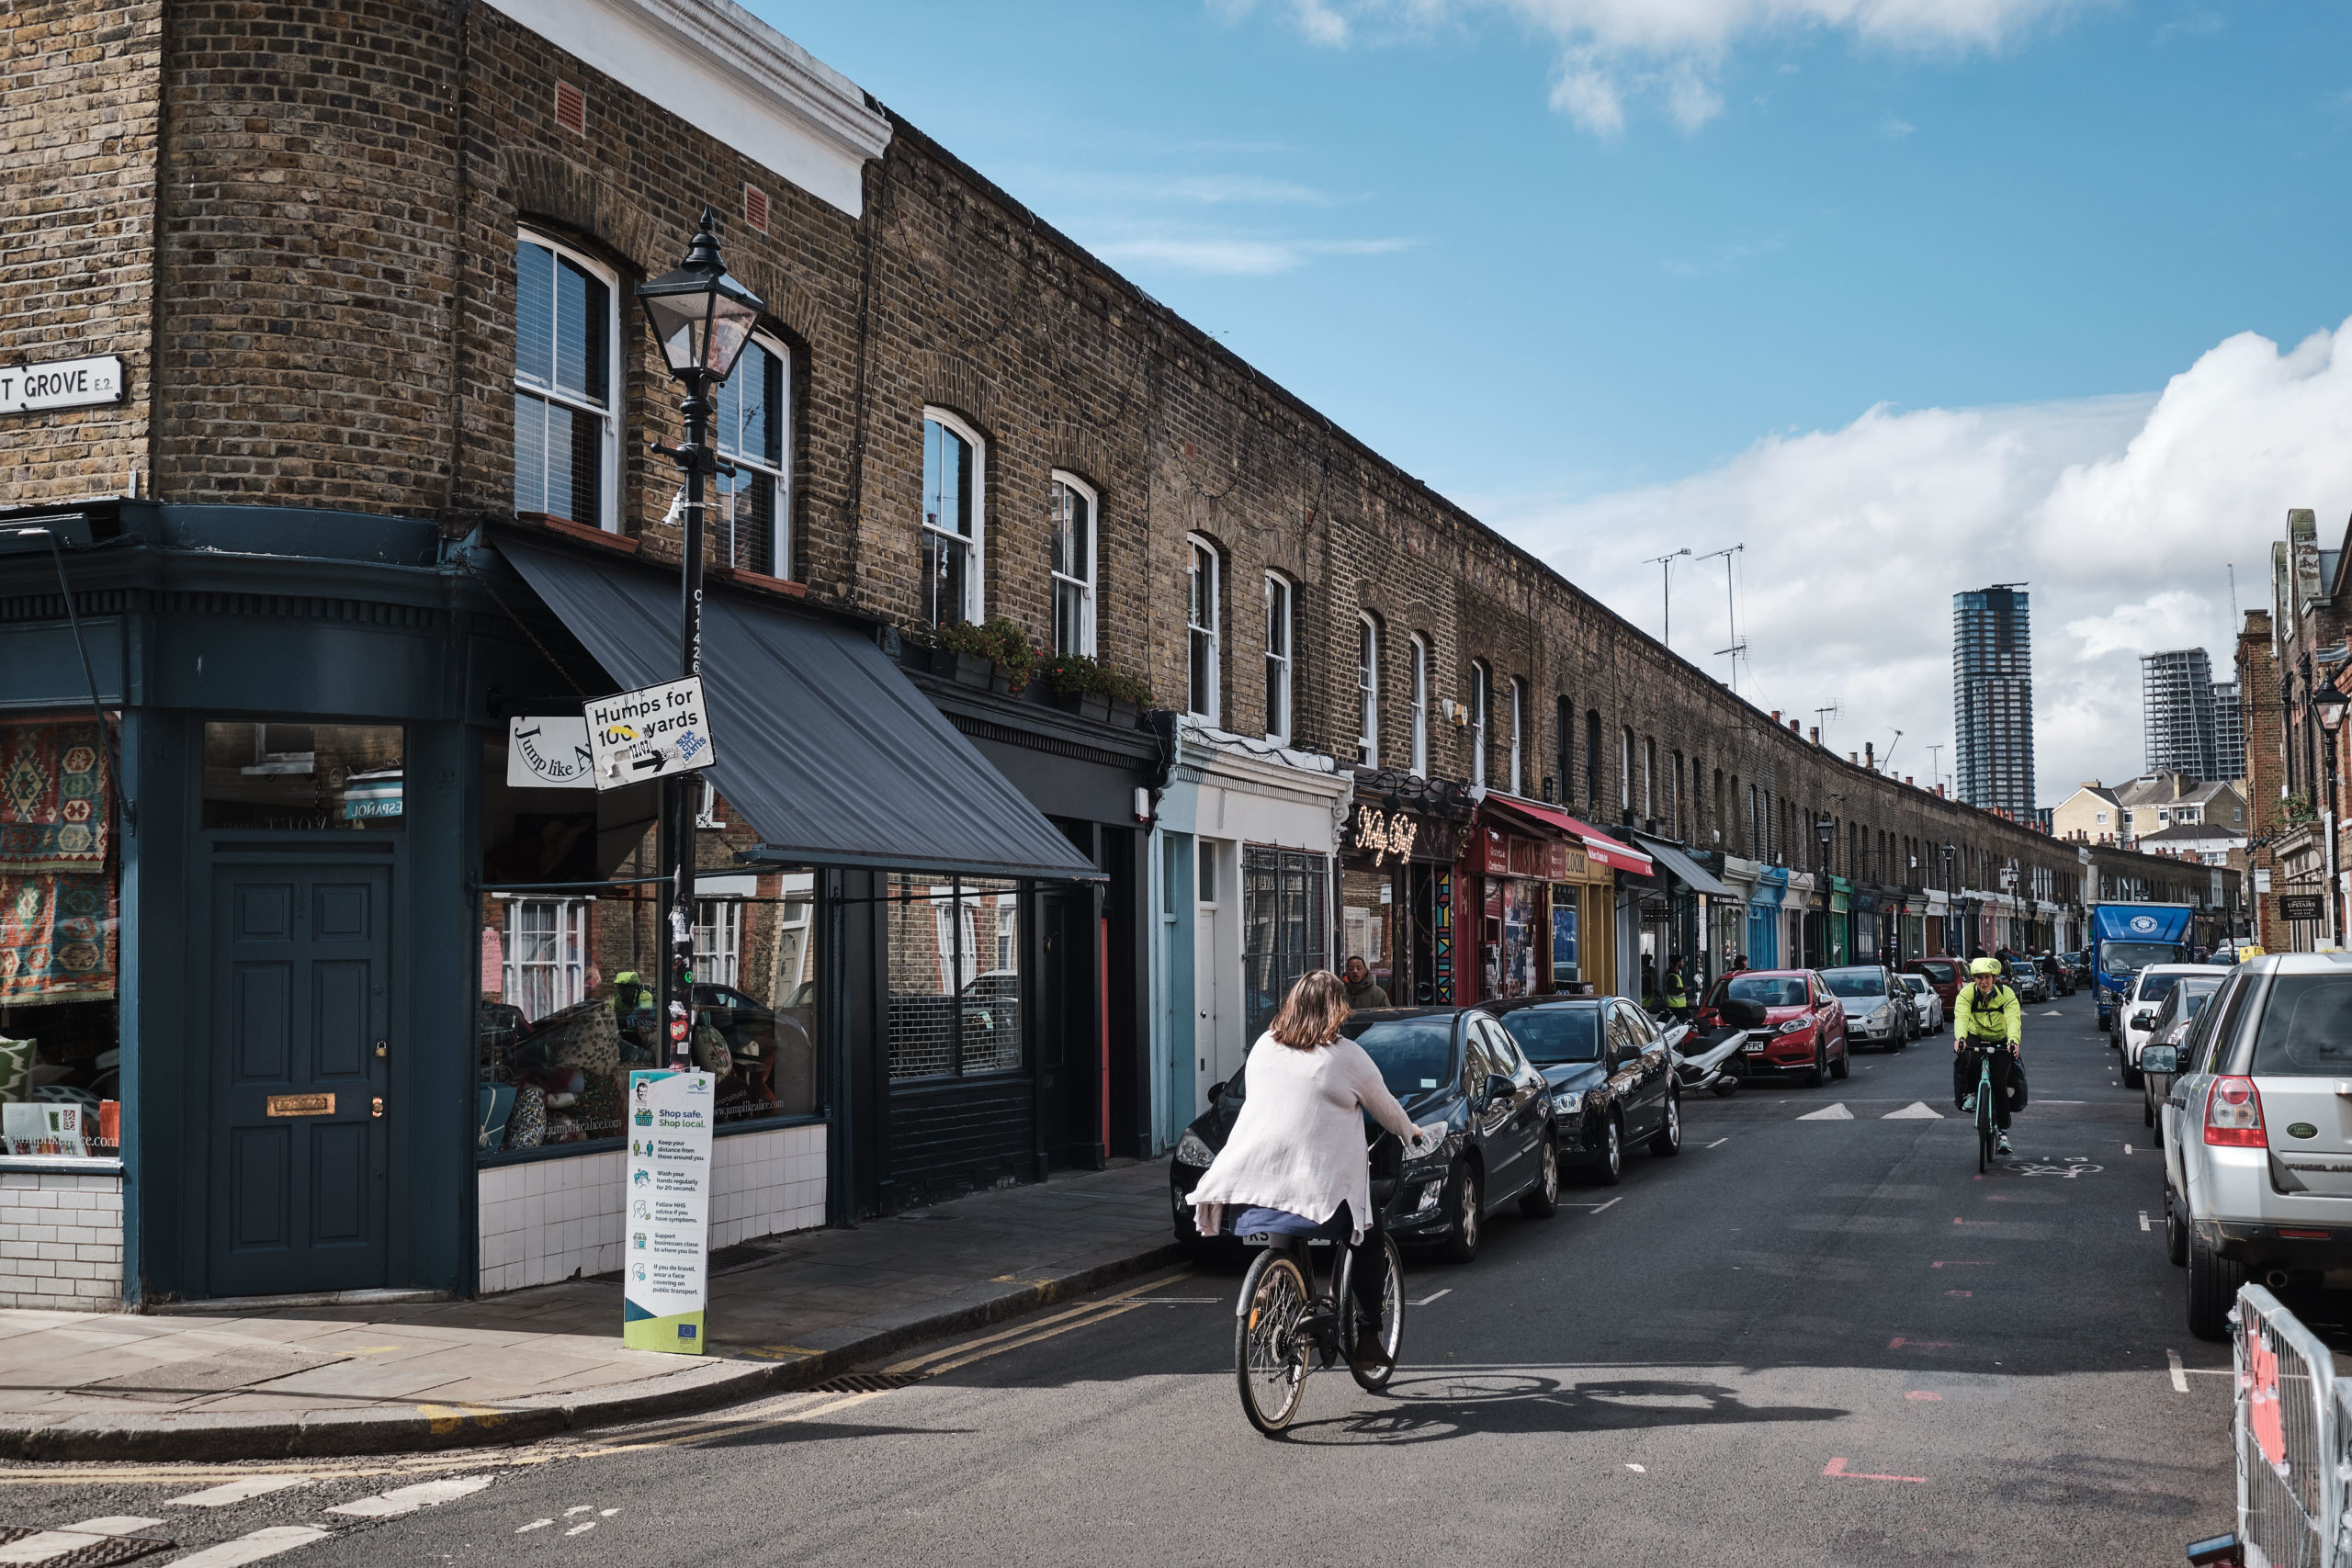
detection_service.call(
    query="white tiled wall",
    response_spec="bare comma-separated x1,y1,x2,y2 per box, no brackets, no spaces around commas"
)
477,1123,825,1295
0,1168,124,1309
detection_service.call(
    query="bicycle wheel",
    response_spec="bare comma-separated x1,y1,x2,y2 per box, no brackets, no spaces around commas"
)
1976,1073,1993,1174
1236,1249,1312,1435
1341,1235,1407,1393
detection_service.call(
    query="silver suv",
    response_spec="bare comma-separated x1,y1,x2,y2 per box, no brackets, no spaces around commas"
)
2153,952,2352,1339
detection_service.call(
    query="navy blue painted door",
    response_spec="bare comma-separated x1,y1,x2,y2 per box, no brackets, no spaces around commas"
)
209,862,391,1296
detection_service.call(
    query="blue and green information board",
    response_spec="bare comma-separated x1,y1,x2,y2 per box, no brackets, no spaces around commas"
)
623,1069,715,1353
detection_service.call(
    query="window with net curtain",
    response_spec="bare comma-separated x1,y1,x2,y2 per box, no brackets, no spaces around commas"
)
1188,537,1220,722
714,336,789,578
1263,575,1293,744
513,234,613,529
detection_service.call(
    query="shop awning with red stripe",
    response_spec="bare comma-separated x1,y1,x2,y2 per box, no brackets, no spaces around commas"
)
1480,794,1656,876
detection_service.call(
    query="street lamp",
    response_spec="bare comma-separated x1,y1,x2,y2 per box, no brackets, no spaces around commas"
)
637,208,765,1064
2313,688,2348,948
1814,813,1836,964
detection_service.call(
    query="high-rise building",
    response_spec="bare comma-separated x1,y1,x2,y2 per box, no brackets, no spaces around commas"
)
1953,585,2036,817
2142,648,2218,778
2212,678,2245,783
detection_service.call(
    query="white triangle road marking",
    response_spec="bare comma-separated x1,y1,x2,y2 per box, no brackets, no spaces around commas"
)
325,1474,493,1519
2041,1010,2063,1018
1797,1102,1853,1121
167,1526,334,1568
0,1519,165,1566
1883,1101,1944,1120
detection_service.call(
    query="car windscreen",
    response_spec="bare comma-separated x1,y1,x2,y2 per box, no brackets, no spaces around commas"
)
1342,1017,1456,1095
2249,976,2352,1077
2133,974,2182,1005
1819,969,1887,998
2104,942,2182,973
1498,1008,1601,1064
1712,976,1807,1008
1915,963,1956,983
1901,976,1930,994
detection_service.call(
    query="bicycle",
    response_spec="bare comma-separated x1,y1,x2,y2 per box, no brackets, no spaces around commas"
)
1232,1132,1409,1437
1963,1041,2011,1173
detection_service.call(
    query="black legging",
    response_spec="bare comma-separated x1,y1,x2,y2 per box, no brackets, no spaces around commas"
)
1272,1201,1389,1316
1953,1045,2017,1130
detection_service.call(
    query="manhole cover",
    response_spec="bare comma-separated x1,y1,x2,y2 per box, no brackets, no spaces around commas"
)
808,1372,912,1393
0,1526,175,1566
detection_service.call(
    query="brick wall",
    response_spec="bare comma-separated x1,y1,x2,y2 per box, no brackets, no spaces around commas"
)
2239,610,2285,949
0,1169,123,1309
0,0,163,505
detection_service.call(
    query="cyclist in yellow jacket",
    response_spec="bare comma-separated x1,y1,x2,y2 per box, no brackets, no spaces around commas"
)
1952,956,2023,1154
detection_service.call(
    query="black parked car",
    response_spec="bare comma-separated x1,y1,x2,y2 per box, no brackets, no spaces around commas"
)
2059,951,2093,987
1487,996,1679,1183
2007,960,2051,1003
1169,1007,1557,1265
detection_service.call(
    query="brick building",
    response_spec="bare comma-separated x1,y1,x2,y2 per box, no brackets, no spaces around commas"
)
0,0,2233,1307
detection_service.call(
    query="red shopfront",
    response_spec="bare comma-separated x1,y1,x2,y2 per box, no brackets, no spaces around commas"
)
1459,815,1573,1004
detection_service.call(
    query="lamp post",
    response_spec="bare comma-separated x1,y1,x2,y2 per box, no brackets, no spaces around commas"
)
1941,842,1957,954
636,207,765,1064
2314,688,2348,950
1815,812,1836,965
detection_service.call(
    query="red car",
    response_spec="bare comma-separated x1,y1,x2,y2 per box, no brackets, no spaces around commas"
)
1901,956,1962,1011
1697,969,1849,1087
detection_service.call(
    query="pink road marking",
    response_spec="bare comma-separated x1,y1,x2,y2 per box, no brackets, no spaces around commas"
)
1930,1261,1993,1269
1952,1217,1998,1226
1888,1337,1957,1349
1944,1290,1973,1297
1905,1392,1944,1401
1823,1457,1928,1483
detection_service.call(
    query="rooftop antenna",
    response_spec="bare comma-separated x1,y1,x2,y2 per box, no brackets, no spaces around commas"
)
1700,544,1745,693
1645,547,1692,649
1928,742,1944,793
1883,728,1903,773
1814,700,1841,740
2229,561,2240,631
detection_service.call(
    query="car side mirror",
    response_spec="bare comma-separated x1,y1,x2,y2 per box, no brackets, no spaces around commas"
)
1207,1078,1227,1106
1483,1073,1515,1106
2141,1045,2178,1075
2132,1010,2156,1030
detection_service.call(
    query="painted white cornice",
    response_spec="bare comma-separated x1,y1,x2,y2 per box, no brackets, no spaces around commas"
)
487,0,892,218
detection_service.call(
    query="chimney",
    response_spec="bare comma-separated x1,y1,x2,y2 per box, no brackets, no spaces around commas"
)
1789,718,1801,735
1849,751,1859,764
1865,742,1875,770
1770,710,1781,723
1905,775,1915,786
1938,784,1947,798
1810,726,1820,745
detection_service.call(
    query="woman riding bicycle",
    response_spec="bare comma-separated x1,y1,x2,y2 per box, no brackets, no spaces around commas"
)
1190,970,1430,1374
1951,955,2023,1155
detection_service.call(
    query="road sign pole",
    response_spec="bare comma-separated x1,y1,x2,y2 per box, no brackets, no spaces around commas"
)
661,375,712,1068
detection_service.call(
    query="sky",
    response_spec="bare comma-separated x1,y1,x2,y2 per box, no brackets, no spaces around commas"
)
752,0,2352,806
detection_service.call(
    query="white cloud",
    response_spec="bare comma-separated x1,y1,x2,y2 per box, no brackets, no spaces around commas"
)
1237,0,2105,132
1086,233,1416,276
1475,317,2352,804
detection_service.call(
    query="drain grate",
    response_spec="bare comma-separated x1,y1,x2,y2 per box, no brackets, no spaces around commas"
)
808,1372,914,1393
0,1526,175,1566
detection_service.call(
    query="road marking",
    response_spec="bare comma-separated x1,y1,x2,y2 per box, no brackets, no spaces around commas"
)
325,1474,493,1519
2168,1349,2189,1393
1705,1138,1728,1148
566,1522,597,1537
0,1518,166,1564
1409,1289,1452,1307
1883,1102,1942,1119
169,1528,334,1568
563,1506,594,1517
1930,1261,1992,1269
1822,1457,1927,1483
887,1272,1190,1376
2139,1212,2151,1232
2124,1144,2132,1155
1905,1392,1944,1401
517,1520,552,1534
1585,1197,1623,1213
1625,1463,1646,1472
168,1477,314,1508
1944,1290,1973,1297
1952,1217,1996,1226
1888,1337,1956,1349
1797,1102,1853,1121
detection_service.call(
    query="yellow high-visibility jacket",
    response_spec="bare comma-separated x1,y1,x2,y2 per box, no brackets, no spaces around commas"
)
1953,981,2022,1048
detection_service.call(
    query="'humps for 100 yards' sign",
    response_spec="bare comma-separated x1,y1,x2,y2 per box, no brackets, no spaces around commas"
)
585,676,717,790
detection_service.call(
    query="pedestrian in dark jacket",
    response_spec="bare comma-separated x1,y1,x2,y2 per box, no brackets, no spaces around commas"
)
1341,955,1389,1010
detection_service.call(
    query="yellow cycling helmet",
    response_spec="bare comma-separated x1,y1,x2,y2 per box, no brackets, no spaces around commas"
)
1968,957,2004,976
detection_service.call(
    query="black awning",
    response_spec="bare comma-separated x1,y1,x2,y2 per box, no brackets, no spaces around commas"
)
500,539,1102,882
1628,833,1736,898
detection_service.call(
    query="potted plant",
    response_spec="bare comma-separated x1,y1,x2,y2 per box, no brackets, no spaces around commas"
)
1102,667,1153,728
1040,653,1114,723
935,617,1036,696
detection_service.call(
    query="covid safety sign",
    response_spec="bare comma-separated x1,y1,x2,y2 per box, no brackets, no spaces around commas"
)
584,676,717,790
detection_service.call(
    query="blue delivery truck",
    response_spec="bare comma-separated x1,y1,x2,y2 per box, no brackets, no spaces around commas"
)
2091,903,2194,1032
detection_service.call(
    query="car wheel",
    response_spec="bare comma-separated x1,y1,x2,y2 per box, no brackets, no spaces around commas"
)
1650,1090,1682,1157
2187,1225,2244,1342
1589,1115,1623,1186
1805,1047,1826,1089
2165,1186,2189,1268
2143,1093,2154,1129
2122,1061,2143,1089
1520,1137,1560,1217
1440,1162,1483,1264
1830,1044,1850,1081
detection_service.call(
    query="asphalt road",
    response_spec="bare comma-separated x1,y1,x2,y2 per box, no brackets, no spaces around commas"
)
0,991,2245,1567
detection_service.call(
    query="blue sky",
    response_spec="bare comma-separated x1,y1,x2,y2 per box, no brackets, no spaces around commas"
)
752,0,2352,802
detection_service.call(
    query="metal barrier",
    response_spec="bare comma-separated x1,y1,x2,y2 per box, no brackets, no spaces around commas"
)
2233,1284,2337,1568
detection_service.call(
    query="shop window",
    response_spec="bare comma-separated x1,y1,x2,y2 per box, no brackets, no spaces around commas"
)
202,724,404,830
922,409,985,627
513,231,616,531
714,334,791,578
1508,679,1524,795
1408,636,1429,777
1242,848,1329,1041
886,875,1022,1080
1263,574,1293,745
1469,662,1489,788
0,716,120,1159
1050,473,1097,656
1356,615,1379,769
1188,536,1221,724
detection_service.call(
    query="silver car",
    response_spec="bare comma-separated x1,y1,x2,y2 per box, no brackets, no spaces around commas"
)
2153,952,2352,1340
1819,964,1911,1052
1899,973,1944,1033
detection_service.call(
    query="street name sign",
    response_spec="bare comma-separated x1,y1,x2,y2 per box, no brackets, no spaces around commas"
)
584,676,716,790
505,715,595,789
0,355,124,415
623,1069,714,1353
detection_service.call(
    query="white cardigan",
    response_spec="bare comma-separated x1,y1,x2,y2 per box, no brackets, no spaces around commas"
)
1190,1032,1419,1244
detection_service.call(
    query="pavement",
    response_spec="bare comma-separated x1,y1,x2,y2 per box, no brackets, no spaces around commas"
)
0,1159,1176,1461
